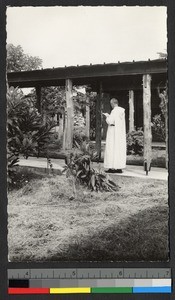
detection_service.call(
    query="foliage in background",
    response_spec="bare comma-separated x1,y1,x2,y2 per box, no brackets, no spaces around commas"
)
41,86,66,119
73,126,88,148
89,93,97,140
152,114,165,142
74,113,85,127
126,129,144,155
73,89,87,117
157,52,167,59
63,142,119,193
7,44,42,72
152,87,168,142
158,87,168,118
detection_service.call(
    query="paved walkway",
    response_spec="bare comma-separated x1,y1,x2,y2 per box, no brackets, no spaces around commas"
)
19,157,168,181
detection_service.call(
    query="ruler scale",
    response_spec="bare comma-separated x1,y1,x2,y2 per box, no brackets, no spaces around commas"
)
8,268,172,294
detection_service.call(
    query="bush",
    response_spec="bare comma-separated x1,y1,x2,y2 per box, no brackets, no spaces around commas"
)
7,86,56,182
127,129,144,155
152,114,165,142
64,142,119,193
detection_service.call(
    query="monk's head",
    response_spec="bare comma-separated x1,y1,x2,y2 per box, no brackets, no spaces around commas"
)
110,98,118,108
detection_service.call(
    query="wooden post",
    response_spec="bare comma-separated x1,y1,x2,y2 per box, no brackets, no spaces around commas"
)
102,93,111,140
36,86,41,113
129,90,135,132
85,95,90,139
62,112,66,150
143,74,152,175
95,83,102,159
63,79,74,150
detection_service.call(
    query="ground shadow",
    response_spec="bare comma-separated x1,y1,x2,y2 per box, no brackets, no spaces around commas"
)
48,205,169,262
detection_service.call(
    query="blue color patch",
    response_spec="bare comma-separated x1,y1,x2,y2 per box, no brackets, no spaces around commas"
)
133,286,171,293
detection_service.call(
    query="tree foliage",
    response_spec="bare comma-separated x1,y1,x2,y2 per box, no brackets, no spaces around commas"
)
157,52,167,59
7,44,42,72
41,86,66,118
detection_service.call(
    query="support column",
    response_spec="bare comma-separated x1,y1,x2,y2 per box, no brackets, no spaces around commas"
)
36,86,41,113
63,79,74,150
85,95,90,140
95,82,102,159
143,74,152,175
129,90,135,132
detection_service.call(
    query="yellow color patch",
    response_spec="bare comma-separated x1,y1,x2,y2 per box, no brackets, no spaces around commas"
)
50,287,91,294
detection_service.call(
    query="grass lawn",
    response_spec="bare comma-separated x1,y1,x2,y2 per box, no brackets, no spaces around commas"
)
8,169,169,262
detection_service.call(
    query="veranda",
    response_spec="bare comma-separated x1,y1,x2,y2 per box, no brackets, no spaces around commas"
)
7,58,168,174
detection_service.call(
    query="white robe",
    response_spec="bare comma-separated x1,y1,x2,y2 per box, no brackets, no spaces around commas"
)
104,106,126,169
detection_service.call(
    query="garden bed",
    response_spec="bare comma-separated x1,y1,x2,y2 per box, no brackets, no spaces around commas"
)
8,169,168,262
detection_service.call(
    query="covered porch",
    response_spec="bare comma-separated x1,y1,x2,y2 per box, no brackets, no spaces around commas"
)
7,58,167,174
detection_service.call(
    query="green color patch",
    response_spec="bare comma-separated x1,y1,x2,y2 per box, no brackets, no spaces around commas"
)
91,287,133,293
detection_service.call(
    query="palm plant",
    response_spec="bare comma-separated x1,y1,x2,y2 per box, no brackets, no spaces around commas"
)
63,141,119,193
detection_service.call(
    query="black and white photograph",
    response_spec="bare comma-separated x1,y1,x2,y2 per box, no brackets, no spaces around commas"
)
7,6,169,262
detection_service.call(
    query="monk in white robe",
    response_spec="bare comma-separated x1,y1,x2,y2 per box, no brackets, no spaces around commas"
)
103,98,126,173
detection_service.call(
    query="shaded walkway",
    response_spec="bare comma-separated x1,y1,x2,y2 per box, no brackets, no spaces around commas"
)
18,157,168,181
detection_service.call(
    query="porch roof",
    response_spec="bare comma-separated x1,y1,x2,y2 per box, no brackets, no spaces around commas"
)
7,59,167,90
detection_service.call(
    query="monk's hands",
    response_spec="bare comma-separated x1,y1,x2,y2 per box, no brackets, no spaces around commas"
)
102,113,109,117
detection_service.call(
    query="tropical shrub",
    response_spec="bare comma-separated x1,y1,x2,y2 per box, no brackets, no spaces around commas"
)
7,87,23,182
7,86,56,181
63,142,119,193
127,129,144,155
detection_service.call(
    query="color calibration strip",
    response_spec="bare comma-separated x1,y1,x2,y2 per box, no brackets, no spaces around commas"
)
8,279,172,294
